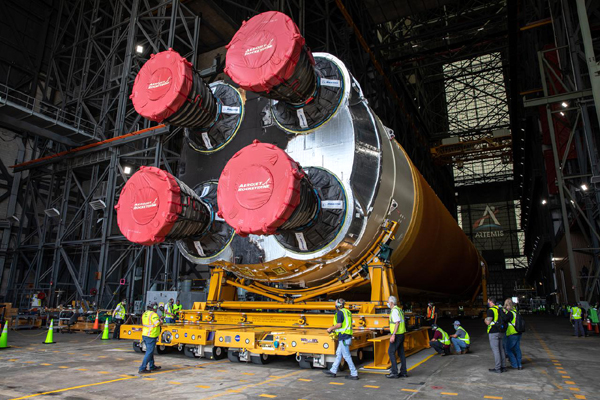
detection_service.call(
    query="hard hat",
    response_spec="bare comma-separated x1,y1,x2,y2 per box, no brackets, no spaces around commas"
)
431,324,438,330
335,299,345,308
453,320,461,326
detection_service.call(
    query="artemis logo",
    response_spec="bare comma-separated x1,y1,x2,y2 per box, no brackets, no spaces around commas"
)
473,205,501,231
148,76,171,90
238,178,271,192
133,198,158,210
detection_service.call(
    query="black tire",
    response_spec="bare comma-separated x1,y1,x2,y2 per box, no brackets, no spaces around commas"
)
133,341,142,353
227,350,240,363
356,348,365,364
212,346,226,360
298,356,313,369
251,353,271,365
184,346,197,358
156,344,170,354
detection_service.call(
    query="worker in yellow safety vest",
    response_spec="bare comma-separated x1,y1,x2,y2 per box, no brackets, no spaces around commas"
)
111,298,127,340
323,298,358,380
570,303,585,338
486,297,509,373
139,302,162,374
164,298,175,323
386,296,408,378
450,320,470,354
173,300,182,321
430,324,451,356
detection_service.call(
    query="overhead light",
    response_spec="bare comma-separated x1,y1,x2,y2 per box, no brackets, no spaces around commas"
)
560,112,565,116
89,200,106,211
561,102,568,108
123,166,132,175
478,27,484,31
541,199,547,205
136,45,144,54
412,44,419,48
570,200,575,205
44,208,60,217
581,183,588,191
539,282,543,285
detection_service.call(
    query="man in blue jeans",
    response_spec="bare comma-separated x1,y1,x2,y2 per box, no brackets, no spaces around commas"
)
323,298,359,380
450,320,470,354
139,303,162,374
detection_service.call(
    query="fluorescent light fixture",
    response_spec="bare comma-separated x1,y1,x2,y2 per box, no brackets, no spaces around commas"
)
136,45,144,54
478,27,484,31
412,44,418,48
89,200,106,211
559,112,565,116
581,183,588,191
123,166,132,175
44,208,60,217
570,199,575,205
541,199,547,205
561,102,568,108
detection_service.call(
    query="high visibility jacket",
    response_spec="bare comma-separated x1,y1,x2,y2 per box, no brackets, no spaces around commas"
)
437,328,450,345
589,307,599,324
506,310,518,336
113,302,126,320
389,306,406,335
571,307,582,319
456,326,470,344
487,306,501,333
427,306,436,319
173,304,182,316
165,303,175,318
142,311,160,338
334,308,353,336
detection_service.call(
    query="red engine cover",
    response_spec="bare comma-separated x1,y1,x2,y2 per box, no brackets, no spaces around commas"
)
224,11,305,94
115,166,182,245
217,140,304,236
130,49,193,122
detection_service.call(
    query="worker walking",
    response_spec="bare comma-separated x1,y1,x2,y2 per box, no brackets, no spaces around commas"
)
504,298,522,370
430,325,451,356
164,298,175,324
323,298,359,380
449,320,470,354
486,297,508,373
386,296,408,378
173,300,182,321
112,298,127,340
570,303,585,337
139,303,162,374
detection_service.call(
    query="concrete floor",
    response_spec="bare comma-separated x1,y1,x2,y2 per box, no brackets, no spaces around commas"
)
0,315,598,400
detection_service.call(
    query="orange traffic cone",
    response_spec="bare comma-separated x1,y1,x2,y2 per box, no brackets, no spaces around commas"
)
595,324,599,334
587,319,592,331
92,312,99,330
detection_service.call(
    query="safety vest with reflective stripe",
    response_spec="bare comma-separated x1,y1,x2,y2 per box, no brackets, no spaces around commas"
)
114,302,126,320
389,306,406,335
427,306,436,319
456,326,470,344
334,308,353,336
572,307,582,319
487,306,500,333
437,327,450,345
142,311,160,338
173,304,182,316
165,303,175,318
506,310,518,336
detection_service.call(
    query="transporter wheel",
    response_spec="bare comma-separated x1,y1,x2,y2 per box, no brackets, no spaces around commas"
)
227,350,240,363
156,344,171,354
133,341,142,353
356,348,365,364
184,346,198,358
298,356,313,369
212,346,226,360
251,354,271,365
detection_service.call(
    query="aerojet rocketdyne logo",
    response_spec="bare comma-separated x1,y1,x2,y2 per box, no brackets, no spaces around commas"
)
237,178,271,192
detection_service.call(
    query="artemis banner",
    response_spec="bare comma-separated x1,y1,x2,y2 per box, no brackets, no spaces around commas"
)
460,202,519,257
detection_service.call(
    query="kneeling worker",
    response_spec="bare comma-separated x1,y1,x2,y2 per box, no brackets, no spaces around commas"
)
139,302,162,374
450,320,470,354
430,324,451,356
323,298,359,380
386,296,408,378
